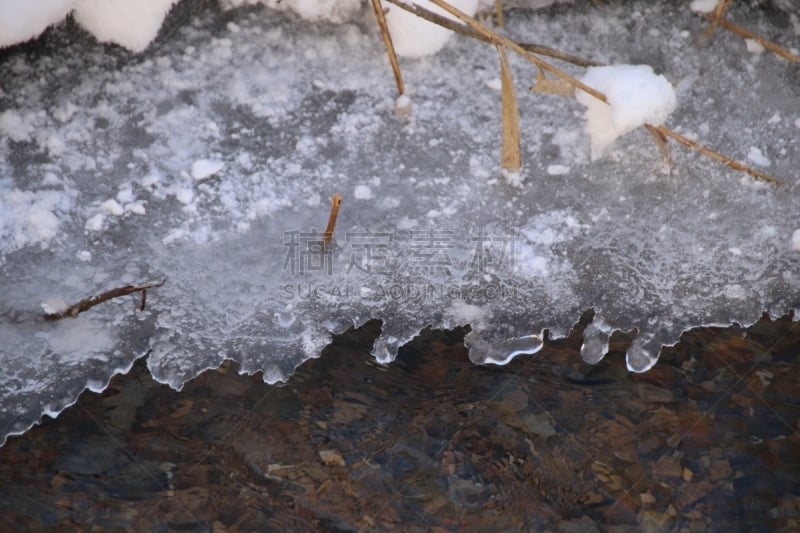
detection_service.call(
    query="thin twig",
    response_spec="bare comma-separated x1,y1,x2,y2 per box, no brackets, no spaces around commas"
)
707,14,800,64
371,0,405,95
384,0,603,68
645,124,671,168
703,0,731,39
651,124,784,185
323,193,343,249
426,0,608,102
44,280,166,320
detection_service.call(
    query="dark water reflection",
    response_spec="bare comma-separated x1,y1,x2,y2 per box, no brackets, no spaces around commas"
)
1,315,798,531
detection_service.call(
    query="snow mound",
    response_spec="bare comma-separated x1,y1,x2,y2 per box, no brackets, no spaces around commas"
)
385,0,479,58
576,64,677,160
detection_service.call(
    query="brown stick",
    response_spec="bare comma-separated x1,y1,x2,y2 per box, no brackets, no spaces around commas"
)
323,193,343,249
427,0,608,103
645,124,671,168
495,0,504,28
371,0,406,95
384,0,603,68
498,45,521,173
703,0,731,39
650,124,784,185
44,280,166,320
708,14,800,64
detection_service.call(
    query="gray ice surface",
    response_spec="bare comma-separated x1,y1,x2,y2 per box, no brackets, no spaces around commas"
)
1,1,798,445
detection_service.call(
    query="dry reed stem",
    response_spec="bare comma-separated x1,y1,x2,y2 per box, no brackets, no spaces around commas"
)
495,0,504,28
651,124,783,185
427,0,608,103
531,67,575,97
44,280,166,320
497,45,521,172
384,0,782,185
384,0,602,68
371,0,405,95
323,193,343,249
708,14,800,64
645,124,672,168
703,0,731,39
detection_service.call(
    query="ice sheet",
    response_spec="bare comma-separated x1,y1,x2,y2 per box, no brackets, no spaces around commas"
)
1,1,798,445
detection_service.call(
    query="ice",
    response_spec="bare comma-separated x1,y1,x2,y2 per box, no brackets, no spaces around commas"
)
0,1,798,445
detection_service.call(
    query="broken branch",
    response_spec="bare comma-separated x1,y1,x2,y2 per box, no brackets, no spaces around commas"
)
705,13,800,64
323,193,343,249
44,280,166,320
650,124,783,185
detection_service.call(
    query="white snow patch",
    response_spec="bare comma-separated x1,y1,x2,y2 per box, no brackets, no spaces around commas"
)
191,159,225,181
174,188,194,205
101,199,125,216
354,185,374,200
85,213,105,231
689,0,719,14
747,146,771,167
72,0,178,53
0,0,74,48
385,0,479,58
546,164,570,176
745,39,765,54
792,229,800,252
485,78,502,91
576,64,677,159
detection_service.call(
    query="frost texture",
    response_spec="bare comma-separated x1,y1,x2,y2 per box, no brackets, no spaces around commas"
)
0,2,799,445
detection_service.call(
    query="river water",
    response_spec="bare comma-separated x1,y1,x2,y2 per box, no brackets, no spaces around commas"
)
1,314,798,531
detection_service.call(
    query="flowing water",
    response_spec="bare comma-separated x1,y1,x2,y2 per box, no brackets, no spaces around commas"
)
1,314,798,531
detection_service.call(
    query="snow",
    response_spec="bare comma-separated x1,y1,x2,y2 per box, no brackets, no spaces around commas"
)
0,0,798,445
793,230,800,252
385,0,479,58
576,64,677,159
0,0,73,48
191,159,225,181
689,0,719,14
354,185,374,200
745,39,765,54
747,146,771,167
546,164,570,176
101,199,125,216
72,0,178,53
